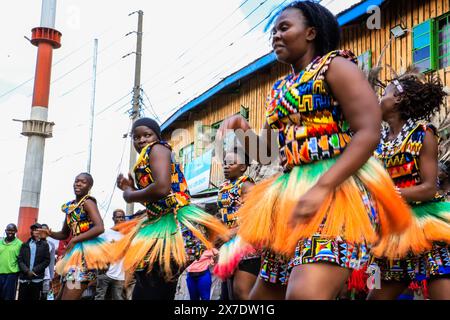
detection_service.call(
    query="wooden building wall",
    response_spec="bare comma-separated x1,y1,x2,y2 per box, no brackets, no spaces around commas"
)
163,0,450,188
341,0,450,121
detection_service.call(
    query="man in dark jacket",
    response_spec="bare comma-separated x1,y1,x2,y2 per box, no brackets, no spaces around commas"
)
17,223,50,300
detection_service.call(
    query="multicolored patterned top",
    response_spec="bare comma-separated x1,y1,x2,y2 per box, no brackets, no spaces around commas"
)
217,175,254,228
375,119,443,203
133,141,191,217
61,195,95,237
265,50,357,172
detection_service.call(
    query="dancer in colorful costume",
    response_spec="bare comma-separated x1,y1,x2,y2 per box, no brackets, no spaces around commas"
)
214,148,259,300
367,68,450,300
113,117,229,300
39,172,110,300
216,1,413,300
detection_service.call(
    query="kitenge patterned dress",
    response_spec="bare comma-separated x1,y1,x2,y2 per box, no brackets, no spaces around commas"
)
214,175,261,279
109,141,229,279
217,175,253,229
373,120,450,281
219,50,414,286
56,195,110,282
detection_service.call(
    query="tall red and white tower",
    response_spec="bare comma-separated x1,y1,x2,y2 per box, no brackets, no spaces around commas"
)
17,0,61,241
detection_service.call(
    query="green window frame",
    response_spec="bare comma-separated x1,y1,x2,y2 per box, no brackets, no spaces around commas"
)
412,19,437,73
240,105,249,121
211,120,222,131
357,50,372,74
179,143,194,167
437,13,450,69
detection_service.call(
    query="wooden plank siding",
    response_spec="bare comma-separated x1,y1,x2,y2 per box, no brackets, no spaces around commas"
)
163,0,450,188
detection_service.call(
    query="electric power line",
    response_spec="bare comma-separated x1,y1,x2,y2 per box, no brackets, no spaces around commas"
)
140,0,272,90
141,0,278,94
101,119,132,219
141,88,161,123
95,91,133,116
0,18,133,100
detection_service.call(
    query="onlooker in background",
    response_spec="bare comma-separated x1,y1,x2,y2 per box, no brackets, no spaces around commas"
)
17,223,50,300
0,224,22,300
95,209,126,300
186,248,218,300
40,224,56,300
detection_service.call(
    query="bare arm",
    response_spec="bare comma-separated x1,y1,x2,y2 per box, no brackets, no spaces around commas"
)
241,180,255,197
44,220,71,241
315,57,381,190
123,144,172,203
399,129,438,202
289,57,381,225
217,115,274,164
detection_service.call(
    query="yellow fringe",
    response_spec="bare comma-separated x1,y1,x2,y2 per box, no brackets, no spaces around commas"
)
237,158,414,258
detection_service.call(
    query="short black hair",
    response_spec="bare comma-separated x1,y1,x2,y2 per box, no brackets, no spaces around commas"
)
269,0,340,57
30,223,42,230
394,74,446,121
77,172,94,187
6,223,17,231
41,224,49,229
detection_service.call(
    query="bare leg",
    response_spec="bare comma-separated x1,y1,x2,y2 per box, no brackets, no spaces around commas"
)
60,282,88,300
286,263,350,300
367,280,408,300
428,277,450,300
232,270,258,300
249,277,286,300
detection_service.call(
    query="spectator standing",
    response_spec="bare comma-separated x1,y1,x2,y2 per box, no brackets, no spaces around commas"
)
17,223,50,300
0,224,22,300
186,249,218,300
95,209,126,300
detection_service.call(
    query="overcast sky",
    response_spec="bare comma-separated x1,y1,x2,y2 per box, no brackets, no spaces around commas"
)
0,0,359,235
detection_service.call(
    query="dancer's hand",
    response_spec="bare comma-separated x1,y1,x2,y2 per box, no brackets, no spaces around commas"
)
37,228,51,238
117,173,135,191
215,114,248,143
27,270,37,278
288,184,331,228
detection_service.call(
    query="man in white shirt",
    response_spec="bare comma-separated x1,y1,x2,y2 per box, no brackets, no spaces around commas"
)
94,209,126,300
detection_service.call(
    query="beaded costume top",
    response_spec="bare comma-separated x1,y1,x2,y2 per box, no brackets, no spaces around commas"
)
133,141,190,216
375,119,443,203
62,195,95,237
217,175,254,228
266,50,357,171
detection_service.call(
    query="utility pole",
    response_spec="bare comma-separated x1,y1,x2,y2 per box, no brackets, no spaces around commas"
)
87,38,98,173
17,0,61,241
125,10,143,215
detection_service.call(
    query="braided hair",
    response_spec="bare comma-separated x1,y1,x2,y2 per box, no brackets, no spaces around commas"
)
268,1,340,56
369,66,447,121
394,73,446,121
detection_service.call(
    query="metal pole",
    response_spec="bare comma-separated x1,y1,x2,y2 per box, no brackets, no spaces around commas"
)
40,0,56,28
17,0,61,241
127,10,143,215
87,38,98,173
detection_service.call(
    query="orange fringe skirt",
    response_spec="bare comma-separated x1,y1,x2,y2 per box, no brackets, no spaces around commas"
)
236,156,416,259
